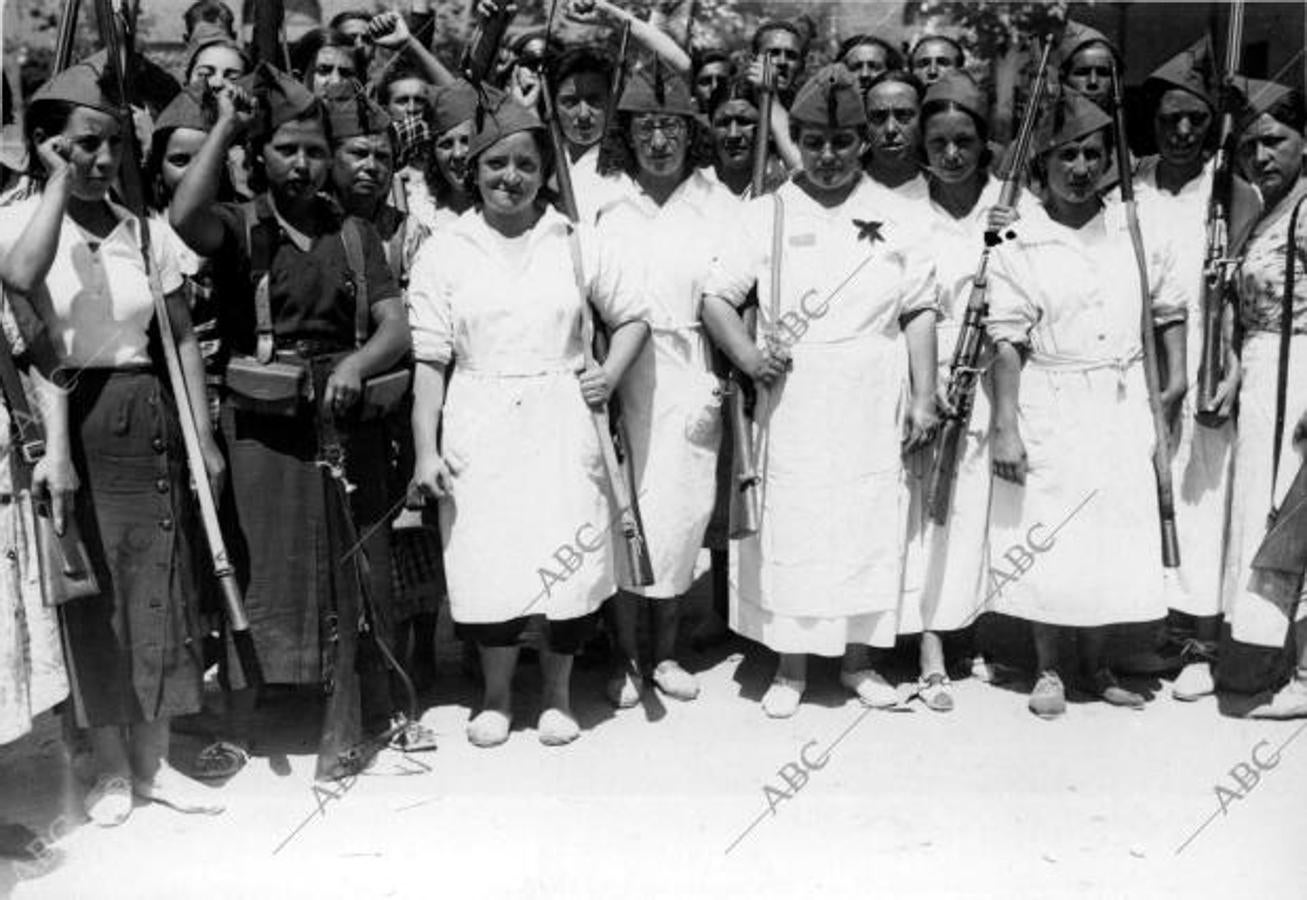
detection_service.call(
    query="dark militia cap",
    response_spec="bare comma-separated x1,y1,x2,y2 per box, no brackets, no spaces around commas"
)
185,20,246,81
432,81,480,135
618,66,697,117
922,70,987,122
790,64,866,128
154,83,217,135
468,93,545,158
1145,36,1217,109
1056,20,1121,70
1035,87,1112,155
320,81,391,140
30,51,121,114
236,62,320,139
1233,76,1300,129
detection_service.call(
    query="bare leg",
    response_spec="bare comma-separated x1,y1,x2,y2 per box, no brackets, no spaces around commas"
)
88,726,131,781
920,631,946,677
1028,623,1066,718
478,645,519,717
538,648,581,744
918,631,954,712
130,719,223,813
776,652,807,683
605,592,642,669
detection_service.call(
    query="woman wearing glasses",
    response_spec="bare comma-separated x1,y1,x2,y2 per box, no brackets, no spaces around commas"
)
593,69,735,708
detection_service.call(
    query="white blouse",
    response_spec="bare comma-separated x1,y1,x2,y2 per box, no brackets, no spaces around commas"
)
0,195,181,369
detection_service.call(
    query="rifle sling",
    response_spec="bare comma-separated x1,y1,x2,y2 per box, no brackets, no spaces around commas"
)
1271,194,1307,520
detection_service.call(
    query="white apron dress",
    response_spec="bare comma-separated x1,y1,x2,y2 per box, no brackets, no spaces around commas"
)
1135,158,1235,619
985,202,1185,627
702,175,939,655
1224,181,1307,647
0,375,68,744
406,208,645,624
599,169,735,598
900,179,1004,634
571,145,636,227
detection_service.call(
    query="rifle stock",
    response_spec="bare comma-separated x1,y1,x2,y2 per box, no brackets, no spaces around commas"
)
1111,64,1181,569
924,41,1052,525
93,0,263,685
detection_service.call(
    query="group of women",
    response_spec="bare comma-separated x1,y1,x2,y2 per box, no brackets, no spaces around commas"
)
0,4,1305,839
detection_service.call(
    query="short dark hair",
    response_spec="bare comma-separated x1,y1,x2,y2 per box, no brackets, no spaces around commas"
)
707,77,760,119
547,46,614,98
866,69,926,103
24,99,77,183
329,10,372,31
751,20,808,56
910,35,965,67
291,28,366,86
693,49,734,75
380,67,431,109
183,0,235,41
838,35,904,72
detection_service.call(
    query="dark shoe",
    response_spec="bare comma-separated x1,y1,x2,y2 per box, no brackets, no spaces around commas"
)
1028,671,1066,719
1091,669,1146,710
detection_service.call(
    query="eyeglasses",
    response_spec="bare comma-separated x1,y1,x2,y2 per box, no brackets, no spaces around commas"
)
632,117,687,141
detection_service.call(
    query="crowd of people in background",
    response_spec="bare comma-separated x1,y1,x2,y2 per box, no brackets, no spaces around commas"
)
0,0,1305,842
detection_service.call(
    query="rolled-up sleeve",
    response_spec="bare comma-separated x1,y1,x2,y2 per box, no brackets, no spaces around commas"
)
700,196,767,309
406,236,454,366
1147,234,1188,327
985,245,1039,346
587,228,647,330
893,237,941,320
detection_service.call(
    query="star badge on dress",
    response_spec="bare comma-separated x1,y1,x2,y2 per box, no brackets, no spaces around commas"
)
853,219,884,245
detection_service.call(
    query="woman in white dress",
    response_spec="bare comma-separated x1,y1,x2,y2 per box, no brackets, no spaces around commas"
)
408,97,648,747
1222,79,1307,719
593,68,735,708
988,90,1187,719
901,72,1004,713
702,65,940,718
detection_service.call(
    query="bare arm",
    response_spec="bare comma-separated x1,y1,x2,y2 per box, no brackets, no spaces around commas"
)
170,86,253,256
990,339,1027,484
368,12,457,88
591,0,691,74
409,359,453,499
1,141,73,294
901,309,939,450
701,294,788,385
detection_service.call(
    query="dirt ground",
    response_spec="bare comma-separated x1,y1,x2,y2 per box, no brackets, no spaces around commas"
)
2,563,1305,900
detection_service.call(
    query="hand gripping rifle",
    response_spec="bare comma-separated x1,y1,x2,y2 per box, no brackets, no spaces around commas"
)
461,0,515,84
92,0,263,686
722,56,775,538
924,41,1052,526
537,49,655,587
1196,1,1254,426
1111,62,1181,569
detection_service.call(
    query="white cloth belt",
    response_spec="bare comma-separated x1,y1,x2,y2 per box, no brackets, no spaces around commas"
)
453,357,581,378
1028,349,1142,391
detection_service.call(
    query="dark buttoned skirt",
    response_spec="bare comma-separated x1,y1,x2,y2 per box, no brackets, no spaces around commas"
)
61,369,203,728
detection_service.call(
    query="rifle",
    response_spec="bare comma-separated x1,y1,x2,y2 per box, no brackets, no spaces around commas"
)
461,1,515,84
250,0,286,70
1195,2,1248,426
1111,62,1181,568
924,41,1052,525
723,56,775,538
313,406,424,779
539,71,655,587
54,0,80,72
92,0,264,684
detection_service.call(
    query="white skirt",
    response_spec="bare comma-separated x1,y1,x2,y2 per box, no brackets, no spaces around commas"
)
731,336,909,654
1163,378,1235,618
900,378,993,634
1224,332,1307,647
0,492,69,745
619,328,723,599
988,362,1166,627
438,367,616,624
